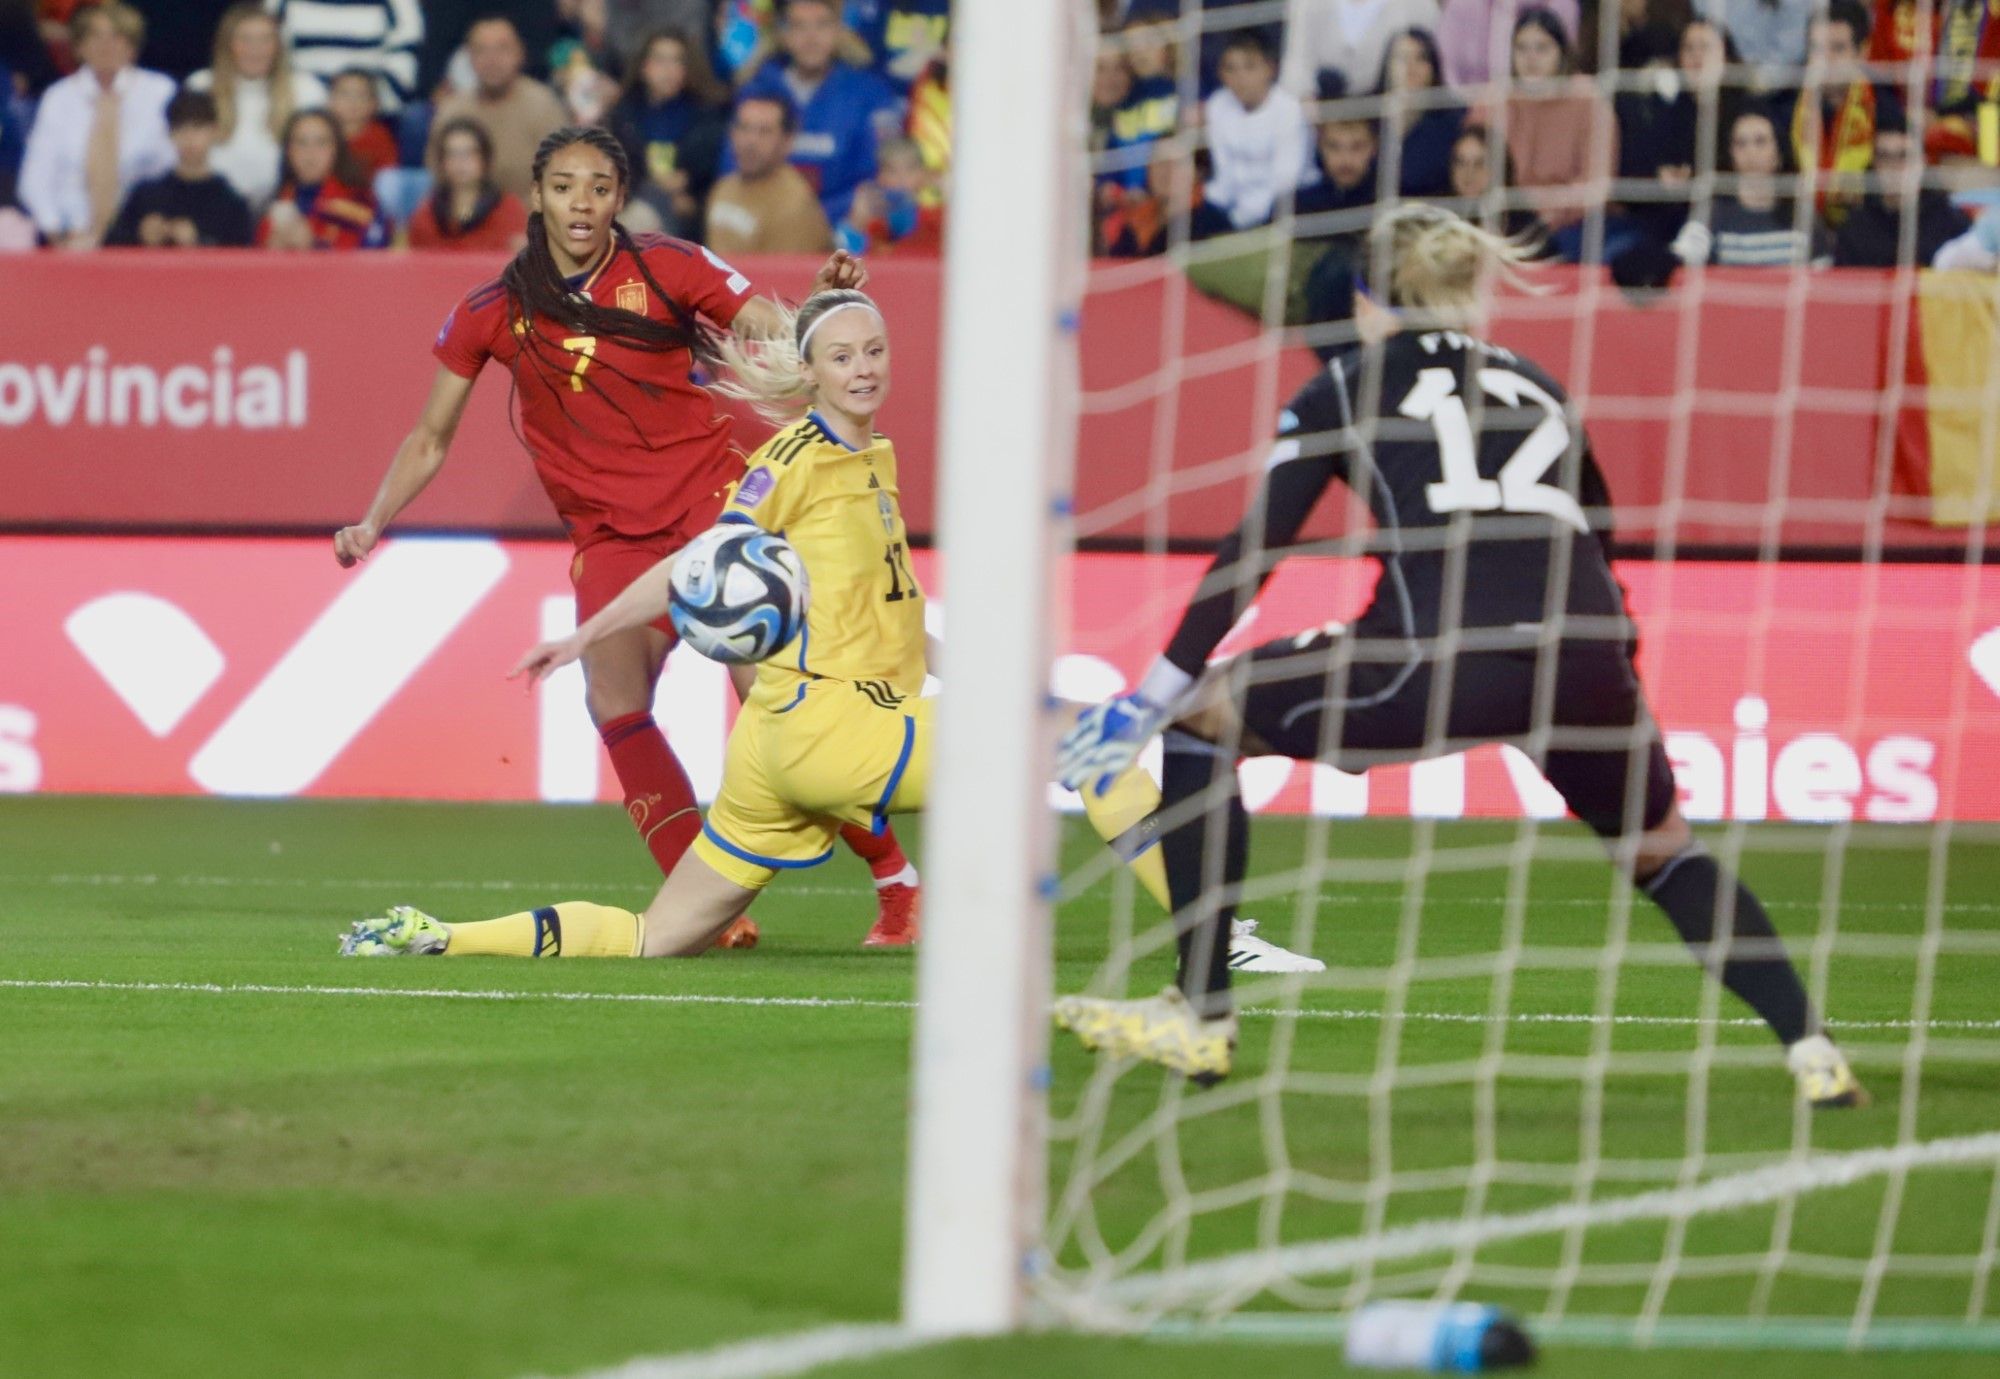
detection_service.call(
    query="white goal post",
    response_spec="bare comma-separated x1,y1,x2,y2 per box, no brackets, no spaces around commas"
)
900,0,1086,1336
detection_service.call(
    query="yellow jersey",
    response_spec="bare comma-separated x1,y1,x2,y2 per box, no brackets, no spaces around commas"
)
723,411,927,712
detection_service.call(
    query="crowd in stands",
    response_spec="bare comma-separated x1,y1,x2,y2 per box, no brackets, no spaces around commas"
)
0,0,950,255
0,0,1993,276
1090,0,2000,278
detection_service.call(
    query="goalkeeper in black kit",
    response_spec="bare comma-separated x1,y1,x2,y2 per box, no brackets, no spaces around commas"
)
1054,204,1866,1106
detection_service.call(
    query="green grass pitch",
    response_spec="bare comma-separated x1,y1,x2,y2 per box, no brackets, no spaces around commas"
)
4,795,2000,1379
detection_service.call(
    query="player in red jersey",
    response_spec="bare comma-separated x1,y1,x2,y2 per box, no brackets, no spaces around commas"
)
333,125,919,948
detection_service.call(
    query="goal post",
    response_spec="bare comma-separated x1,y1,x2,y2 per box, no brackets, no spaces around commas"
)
900,0,1086,1336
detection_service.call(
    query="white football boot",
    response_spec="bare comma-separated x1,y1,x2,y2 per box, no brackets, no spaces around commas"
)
1786,1033,1870,1108
1227,919,1325,973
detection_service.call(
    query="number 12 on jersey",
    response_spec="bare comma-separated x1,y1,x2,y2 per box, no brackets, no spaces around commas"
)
1400,366,1590,533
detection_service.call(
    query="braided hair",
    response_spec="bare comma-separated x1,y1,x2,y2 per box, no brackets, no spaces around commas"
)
497,125,727,448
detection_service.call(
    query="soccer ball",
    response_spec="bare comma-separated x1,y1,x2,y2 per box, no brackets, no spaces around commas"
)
667,524,809,664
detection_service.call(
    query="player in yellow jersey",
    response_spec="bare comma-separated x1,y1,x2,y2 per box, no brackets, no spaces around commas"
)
337,290,1319,973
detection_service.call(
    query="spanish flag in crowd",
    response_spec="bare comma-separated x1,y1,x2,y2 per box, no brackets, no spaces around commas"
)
1897,270,2000,525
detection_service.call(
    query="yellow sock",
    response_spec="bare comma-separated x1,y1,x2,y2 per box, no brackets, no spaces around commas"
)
445,902,644,958
1078,764,1172,912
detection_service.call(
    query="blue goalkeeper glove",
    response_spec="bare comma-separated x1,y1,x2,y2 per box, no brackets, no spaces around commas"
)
1057,692,1167,796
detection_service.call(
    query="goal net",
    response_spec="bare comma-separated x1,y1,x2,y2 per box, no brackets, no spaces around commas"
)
995,0,2000,1352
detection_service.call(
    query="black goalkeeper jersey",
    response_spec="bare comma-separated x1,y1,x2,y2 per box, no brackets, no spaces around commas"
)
1162,328,1634,678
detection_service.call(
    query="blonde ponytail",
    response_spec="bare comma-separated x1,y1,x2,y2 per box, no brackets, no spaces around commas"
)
1368,203,1542,318
710,289,881,425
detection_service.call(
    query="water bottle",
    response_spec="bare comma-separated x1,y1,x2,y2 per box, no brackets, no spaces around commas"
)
1343,1301,1536,1372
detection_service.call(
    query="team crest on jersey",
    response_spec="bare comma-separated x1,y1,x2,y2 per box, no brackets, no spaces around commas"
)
736,466,775,509
616,281,647,314
876,491,894,533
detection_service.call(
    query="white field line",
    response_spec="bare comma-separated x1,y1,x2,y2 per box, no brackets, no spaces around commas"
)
1097,1130,2000,1311
538,1322,925,1379
10,870,2000,916
5,978,2000,1035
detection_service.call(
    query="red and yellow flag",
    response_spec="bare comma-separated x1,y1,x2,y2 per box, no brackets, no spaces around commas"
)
1897,270,2000,525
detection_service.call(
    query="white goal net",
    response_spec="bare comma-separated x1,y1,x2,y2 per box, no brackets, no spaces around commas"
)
1016,0,2000,1351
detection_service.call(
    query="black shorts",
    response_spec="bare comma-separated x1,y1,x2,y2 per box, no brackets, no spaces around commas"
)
1233,626,1676,839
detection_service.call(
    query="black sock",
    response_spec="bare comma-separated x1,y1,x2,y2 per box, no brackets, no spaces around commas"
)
1159,731,1248,1017
1641,848,1814,1044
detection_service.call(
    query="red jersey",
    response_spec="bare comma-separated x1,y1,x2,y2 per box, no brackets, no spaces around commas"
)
433,232,755,548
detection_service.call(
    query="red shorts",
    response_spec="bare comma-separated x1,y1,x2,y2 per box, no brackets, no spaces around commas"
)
569,489,731,636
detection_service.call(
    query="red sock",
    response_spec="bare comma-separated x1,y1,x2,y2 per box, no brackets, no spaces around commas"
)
839,821,912,883
600,711,701,878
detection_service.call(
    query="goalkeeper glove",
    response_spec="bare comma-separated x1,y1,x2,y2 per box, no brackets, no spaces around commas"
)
1056,658,1193,795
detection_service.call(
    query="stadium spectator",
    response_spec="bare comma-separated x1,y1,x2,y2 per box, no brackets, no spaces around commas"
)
1786,0,1903,228
1445,122,1547,237
714,0,780,84
328,66,397,179
1477,8,1624,260
186,4,327,213
1867,0,2000,121
1279,0,1442,100
1934,211,2000,268
0,0,62,94
735,0,903,222
1671,106,1829,264
1099,24,1179,192
267,0,422,110
427,17,568,203
1376,27,1464,195
836,133,941,254
1098,137,1203,256
588,1,717,79
1297,114,1379,221
102,88,253,245
1436,0,1580,91
844,0,949,91
416,0,563,93
405,114,525,250
609,26,728,237
1091,43,1133,158
549,35,621,125
257,105,388,248
1202,30,1311,232
17,1,172,247
1834,114,1973,265
903,38,949,178
1692,0,1815,71
1576,0,1697,73
124,0,233,81
705,90,834,253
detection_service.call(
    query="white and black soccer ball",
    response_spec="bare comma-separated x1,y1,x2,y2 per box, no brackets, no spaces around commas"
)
667,524,809,664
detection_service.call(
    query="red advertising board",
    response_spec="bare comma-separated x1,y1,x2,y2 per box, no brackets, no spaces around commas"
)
4,536,1997,822
0,255,1978,550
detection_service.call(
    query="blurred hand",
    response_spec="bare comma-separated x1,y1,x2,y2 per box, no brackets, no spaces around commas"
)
137,212,170,246
333,522,379,568
1670,219,1713,267
848,183,887,229
812,248,868,294
510,635,585,684
168,216,199,247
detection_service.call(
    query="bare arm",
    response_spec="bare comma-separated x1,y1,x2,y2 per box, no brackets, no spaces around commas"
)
511,554,678,683
333,366,478,567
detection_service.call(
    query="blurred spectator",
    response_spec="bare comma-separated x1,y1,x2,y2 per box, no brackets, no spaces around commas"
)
1934,210,2000,268
428,17,567,203
18,2,172,247
1296,116,1382,357
837,133,940,253
844,0,948,91
0,0,61,95
1576,0,1696,73
1091,44,1133,157
1203,30,1311,231
1100,25,1179,192
1693,0,1815,71
1279,0,1441,100
1376,27,1464,195
1477,8,1624,259
714,0,778,85
735,0,902,221
1098,139,1204,256
328,66,397,179
549,35,621,125
417,1,563,93
1297,115,1379,219
124,0,233,81
1672,107,1829,264
594,1,716,78
258,106,387,248
1786,0,1903,227
103,88,253,245
1868,0,2000,119
186,3,327,213
1445,122,1547,236
610,26,727,234
1436,0,1579,91
267,0,422,110
705,90,834,252
904,41,948,178
1834,113,1972,265
406,114,526,250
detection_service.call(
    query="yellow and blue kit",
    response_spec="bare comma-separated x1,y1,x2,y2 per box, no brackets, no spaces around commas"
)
691,410,934,889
